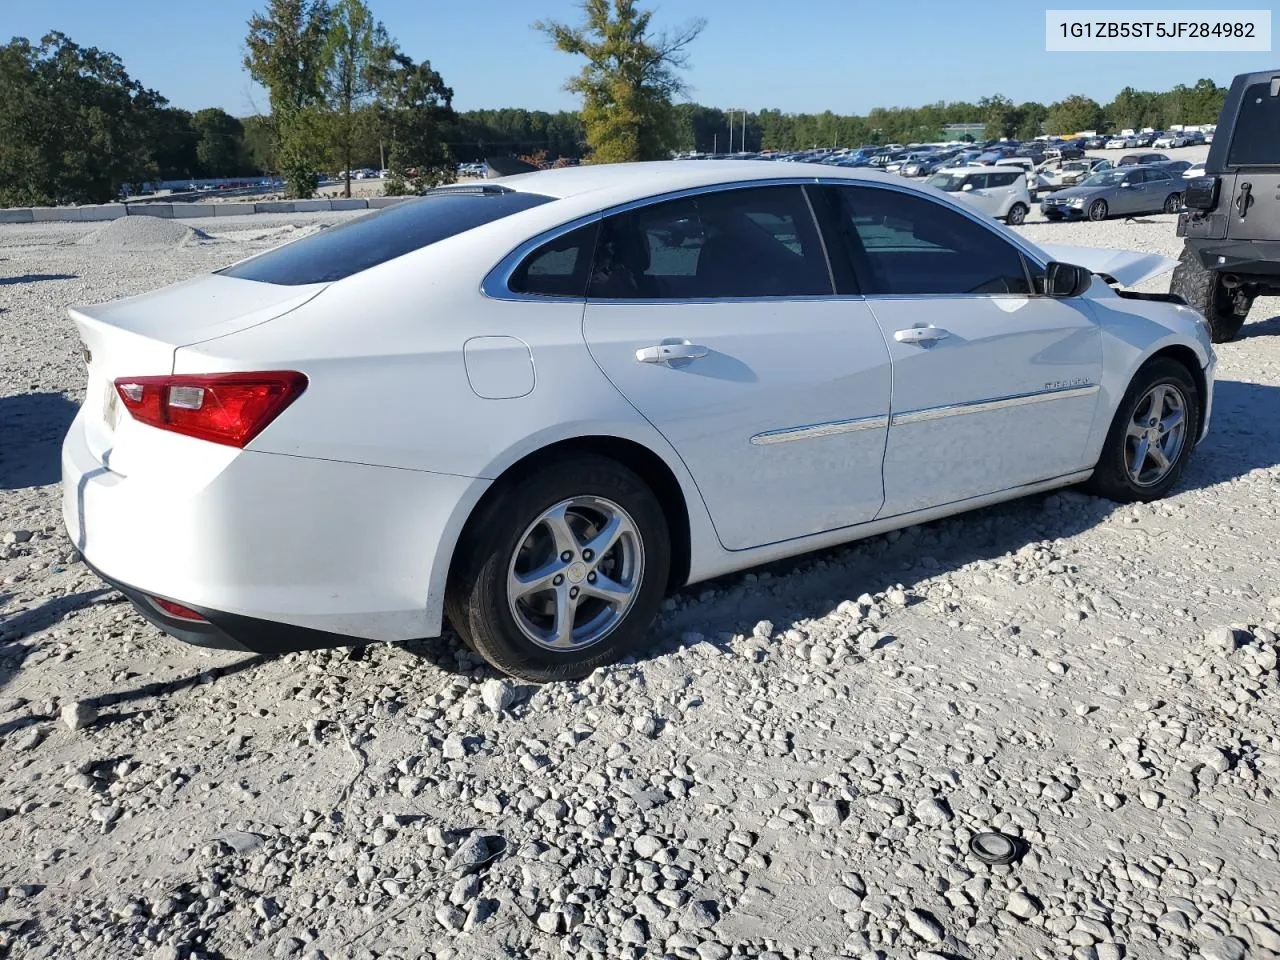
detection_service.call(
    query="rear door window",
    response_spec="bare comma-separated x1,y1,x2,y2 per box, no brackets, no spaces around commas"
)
588,185,832,300
220,188,555,285
1228,79,1280,167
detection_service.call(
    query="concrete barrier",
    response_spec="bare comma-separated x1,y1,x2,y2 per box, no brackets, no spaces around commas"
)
128,204,174,218
214,203,260,217
0,196,398,223
78,205,128,221
172,204,218,219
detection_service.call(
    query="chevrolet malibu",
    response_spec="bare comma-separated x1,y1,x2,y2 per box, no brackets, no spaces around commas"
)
63,162,1216,681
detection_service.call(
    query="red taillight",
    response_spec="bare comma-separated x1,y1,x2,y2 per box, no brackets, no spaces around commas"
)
150,597,208,622
114,371,307,447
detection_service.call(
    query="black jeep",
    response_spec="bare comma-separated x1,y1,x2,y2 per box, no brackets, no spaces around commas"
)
1170,69,1280,342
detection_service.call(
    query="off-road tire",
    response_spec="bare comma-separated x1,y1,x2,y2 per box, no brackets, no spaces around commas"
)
446,455,670,682
1170,246,1251,343
1085,357,1200,503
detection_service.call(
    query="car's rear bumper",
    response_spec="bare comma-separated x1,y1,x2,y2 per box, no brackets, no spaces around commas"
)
62,406,487,649
1179,237,1280,286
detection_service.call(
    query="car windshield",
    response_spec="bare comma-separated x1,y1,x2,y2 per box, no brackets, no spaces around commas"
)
1082,170,1127,187
219,187,555,285
925,173,968,192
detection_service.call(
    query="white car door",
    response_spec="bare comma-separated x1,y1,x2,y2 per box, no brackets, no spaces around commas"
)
822,183,1103,517
962,173,1001,216
581,184,892,551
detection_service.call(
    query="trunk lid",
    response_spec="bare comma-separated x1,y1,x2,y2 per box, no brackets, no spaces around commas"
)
72,275,326,469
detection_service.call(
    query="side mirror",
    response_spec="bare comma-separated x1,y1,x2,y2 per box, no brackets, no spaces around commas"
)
961,183,974,192
1044,261,1092,298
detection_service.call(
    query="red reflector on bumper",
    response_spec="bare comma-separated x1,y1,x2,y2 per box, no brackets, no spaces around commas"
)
151,597,208,622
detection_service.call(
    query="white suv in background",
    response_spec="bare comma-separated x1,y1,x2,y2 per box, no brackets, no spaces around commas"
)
925,167,1031,224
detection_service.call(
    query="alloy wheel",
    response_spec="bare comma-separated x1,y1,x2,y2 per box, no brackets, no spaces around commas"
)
1089,199,1108,221
1125,383,1188,487
506,496,644,651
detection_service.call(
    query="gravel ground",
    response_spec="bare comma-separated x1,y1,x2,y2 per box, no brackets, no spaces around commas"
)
2,206,1280,960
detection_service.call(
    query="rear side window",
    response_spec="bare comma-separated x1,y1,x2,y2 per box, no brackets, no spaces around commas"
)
220,189,556,285
989,171,1022,187
508,221,600,297
587,185,832,300
1228,79,1280,166
828,186,1031,296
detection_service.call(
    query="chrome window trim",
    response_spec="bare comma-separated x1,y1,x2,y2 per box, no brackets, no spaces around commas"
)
479,174,1051,303
750,414,889,446
890,384,1098,426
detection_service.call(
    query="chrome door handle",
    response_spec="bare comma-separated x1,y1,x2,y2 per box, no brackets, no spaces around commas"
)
894,326,950,344
636,341,709,364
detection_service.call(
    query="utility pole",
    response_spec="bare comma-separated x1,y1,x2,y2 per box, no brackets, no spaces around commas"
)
727,110,734,153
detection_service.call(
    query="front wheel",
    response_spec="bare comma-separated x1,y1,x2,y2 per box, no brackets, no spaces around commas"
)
1084,358,1199,503
1005,202,1028,226
1163,193,1182,214
1088,199,1108,221
445,455,671,682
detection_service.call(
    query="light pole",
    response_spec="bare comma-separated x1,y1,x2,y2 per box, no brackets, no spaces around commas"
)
727,108,747,154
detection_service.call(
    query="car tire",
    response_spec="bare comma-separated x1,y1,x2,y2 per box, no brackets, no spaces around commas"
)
1084,357,1199,504
1163,193,1182,214
1169,246,1250,343
1005,203,1028,225
1088,199,1108,221
446,454,671,682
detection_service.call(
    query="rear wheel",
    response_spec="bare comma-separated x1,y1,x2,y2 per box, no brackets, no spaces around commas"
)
1088,199,1108,221
1163,193,1182,214
446,455,670,682
1169,246,1251,343
1005,202,1028,225
1085,358,1199,503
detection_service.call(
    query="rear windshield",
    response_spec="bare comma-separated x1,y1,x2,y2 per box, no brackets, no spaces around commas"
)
220,188,555,285
1228,79,1280,167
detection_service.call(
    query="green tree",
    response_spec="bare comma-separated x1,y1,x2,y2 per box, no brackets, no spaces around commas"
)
376,52,455,193
322,0,391,196
1044,95,1104,135
192,108,245,177
0,33,159,206
244,0,331,197
978,95,1019,140
535,0,705,162
148,105,201,180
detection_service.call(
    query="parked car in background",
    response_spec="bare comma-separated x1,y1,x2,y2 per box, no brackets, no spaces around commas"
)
1154,132,1192,149
1182,161,1206,179
63,161,1213,680
1154,160,1193,176
1118,152,1171,167
927,166,1031,224
1041,166,1185,221
1030,157,1112,194
1085,136,1108,149
1045,139,1087,160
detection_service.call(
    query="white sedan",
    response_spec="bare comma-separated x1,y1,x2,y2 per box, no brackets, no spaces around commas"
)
63,162,1216,681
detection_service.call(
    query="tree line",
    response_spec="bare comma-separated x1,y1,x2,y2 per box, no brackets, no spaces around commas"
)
0,0,1233,209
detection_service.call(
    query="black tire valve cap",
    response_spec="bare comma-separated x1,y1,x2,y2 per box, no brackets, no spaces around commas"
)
969,831,1022,865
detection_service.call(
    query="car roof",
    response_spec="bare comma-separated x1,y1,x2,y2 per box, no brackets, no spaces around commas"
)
490,160,909,206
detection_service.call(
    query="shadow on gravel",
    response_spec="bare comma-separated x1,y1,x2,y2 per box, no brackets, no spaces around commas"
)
1180,378,1280,488
1238,314,1280,340
0,273,77,286
0,648,270,737
0,588,110,646
0,391,79,489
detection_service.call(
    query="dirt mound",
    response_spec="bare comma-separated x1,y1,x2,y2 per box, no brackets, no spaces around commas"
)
80,216,212,250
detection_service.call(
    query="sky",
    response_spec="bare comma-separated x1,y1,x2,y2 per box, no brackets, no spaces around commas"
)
7,0,1275,116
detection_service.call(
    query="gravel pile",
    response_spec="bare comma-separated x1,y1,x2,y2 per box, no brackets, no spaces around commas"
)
1,210,1279,960
79,216,214,251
